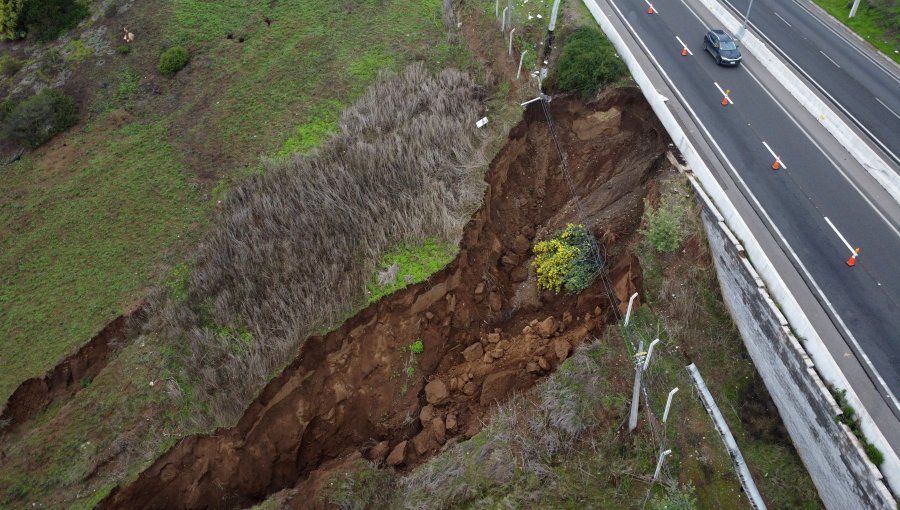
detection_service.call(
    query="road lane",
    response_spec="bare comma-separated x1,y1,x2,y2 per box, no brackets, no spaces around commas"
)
722,0,900,164
594,0,900,399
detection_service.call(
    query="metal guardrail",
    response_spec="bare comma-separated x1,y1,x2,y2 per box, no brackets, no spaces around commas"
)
687,363,767,510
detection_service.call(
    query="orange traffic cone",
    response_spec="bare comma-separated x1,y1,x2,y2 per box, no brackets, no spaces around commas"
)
682,47,688,56
721,96,728,106
772,159,780,170
846,247,860,267
647,6,653,13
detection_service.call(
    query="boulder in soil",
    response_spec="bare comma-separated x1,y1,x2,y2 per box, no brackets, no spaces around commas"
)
480,370,520,406
369,440,390,462
554,338,571,362
462,343,484,362
419,405,435,427
386,441,408,466
431,417,446,444
537,316,558,338
425,380,448,405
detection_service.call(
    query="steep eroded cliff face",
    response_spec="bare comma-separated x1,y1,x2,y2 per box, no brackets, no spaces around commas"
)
100,88,667,510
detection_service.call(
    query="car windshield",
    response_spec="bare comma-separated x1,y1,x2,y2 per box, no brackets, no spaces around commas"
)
719,38,737,50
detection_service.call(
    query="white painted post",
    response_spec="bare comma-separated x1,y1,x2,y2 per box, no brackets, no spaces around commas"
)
663,387,679,423
495,0,499,18
517,50,528,79
509,28,515,56
628,340,644,432
849,0,861,17
501,7,508,31
653,449,672,480
549,0,562,32
642,338,660,371
624,292,639,326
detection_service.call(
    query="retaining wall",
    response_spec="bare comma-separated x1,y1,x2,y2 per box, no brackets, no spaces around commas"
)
689,171,894,509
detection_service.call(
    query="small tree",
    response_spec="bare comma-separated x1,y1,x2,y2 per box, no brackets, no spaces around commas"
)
642,191,688,253
159,46,189,77
532,224,600,294
1,88,78,148
0,0,25,40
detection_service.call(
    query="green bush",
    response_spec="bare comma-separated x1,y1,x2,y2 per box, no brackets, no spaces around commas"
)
554,27,627,98
651,482,698,510
0,52,21,76
1,88,78,147
159,46,189,77
532,223,600,294
0,97,16,122
22,0,89,41
0,0,25,40
642,190,688,253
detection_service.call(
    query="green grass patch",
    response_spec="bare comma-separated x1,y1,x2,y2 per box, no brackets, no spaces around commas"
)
367,238,456,303
277,99,343,156
0,116,205,401
810,0,899,63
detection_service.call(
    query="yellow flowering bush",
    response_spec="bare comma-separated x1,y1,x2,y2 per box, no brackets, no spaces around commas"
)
532,224,600,294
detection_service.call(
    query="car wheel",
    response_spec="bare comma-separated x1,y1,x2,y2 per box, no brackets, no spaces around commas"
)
716,55,722,65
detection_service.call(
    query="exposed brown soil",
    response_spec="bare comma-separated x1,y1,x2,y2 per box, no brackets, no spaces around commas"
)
0,302,145,432
98,87,668,510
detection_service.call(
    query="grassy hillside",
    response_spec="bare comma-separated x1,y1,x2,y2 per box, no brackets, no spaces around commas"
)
0,0,470,403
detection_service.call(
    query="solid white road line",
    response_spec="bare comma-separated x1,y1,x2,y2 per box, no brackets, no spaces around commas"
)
762,141,786,168
874,97,900,121
824,216,857,255
601,0,900,411
773,11,792,27
675,35,692,55
819,50,841,68
714,81,733,104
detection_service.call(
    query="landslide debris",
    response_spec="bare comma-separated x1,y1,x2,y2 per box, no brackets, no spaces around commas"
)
99,87,667,509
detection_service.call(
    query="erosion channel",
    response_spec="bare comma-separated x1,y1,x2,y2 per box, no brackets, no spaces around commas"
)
99,88,668,509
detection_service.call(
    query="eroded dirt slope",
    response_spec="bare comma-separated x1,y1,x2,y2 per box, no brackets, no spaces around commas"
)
99,88,668,509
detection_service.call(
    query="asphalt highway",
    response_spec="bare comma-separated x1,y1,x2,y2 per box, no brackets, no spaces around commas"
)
586,0,900,406
721,0,900,165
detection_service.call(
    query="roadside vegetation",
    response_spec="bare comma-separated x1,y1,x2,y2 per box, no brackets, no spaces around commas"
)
552,25,628,98
811,0,899,63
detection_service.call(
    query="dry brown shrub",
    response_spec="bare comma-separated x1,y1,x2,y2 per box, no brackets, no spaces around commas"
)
143,64,486,426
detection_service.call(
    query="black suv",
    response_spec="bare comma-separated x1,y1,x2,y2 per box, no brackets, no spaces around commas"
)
703,30,742,66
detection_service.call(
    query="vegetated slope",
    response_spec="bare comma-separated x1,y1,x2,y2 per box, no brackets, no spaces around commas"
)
0,0,472,405
0,64,489,509
98,88,669,509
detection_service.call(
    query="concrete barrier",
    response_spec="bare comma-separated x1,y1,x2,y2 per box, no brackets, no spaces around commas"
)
695,0,900,204
581,0,899,504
